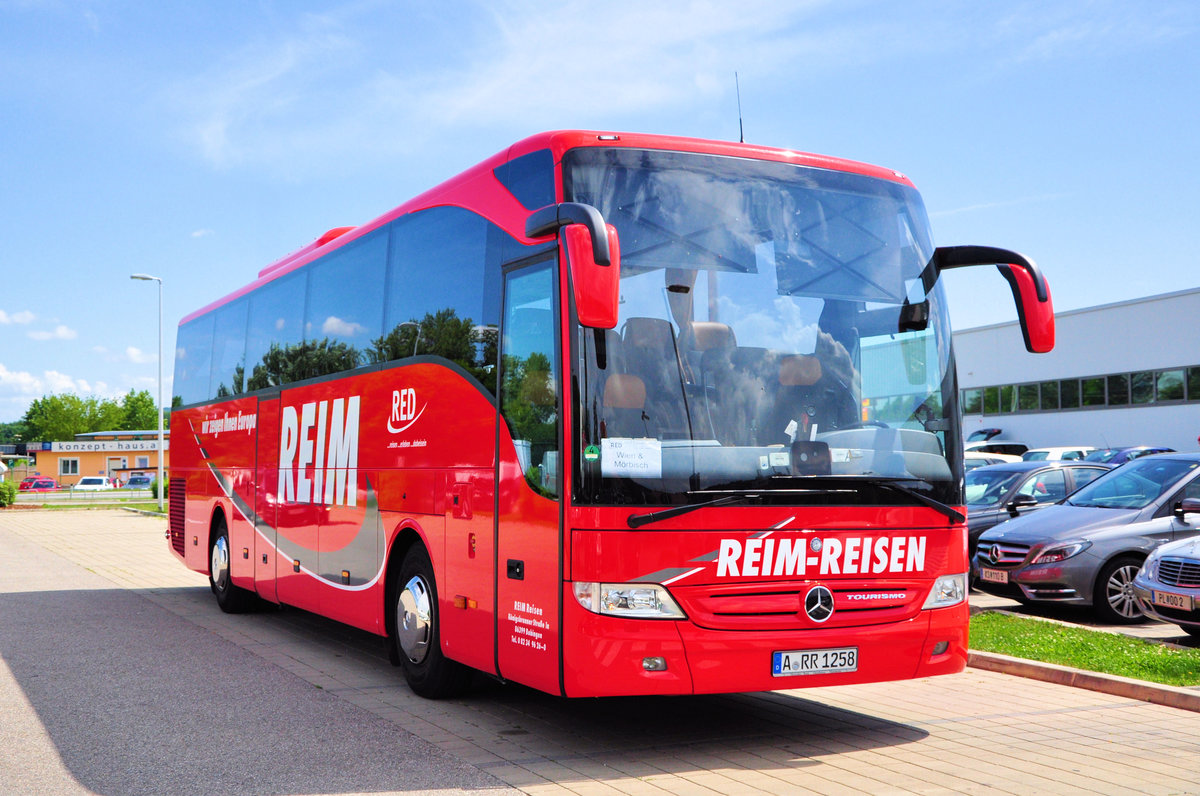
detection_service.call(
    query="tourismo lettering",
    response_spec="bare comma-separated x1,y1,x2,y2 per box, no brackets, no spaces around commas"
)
279,396,360,506
715,535,927,577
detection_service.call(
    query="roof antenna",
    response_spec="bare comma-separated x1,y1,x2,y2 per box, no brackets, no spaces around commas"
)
735,72,745,143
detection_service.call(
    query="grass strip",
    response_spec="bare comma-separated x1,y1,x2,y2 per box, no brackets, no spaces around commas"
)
971,610,1200,687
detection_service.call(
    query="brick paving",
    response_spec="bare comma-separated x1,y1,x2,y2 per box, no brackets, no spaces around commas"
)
4,508,1200,795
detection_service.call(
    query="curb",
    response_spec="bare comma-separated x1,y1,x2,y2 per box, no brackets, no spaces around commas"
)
968,650,1200,713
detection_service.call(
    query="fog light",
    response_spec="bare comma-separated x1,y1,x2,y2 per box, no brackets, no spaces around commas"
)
931,641,949,656
642,656,668,671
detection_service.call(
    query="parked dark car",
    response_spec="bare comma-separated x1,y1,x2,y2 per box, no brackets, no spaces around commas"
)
975,453,1200,623
1133,528,1200,638
1084,446,1175,465
966,461,1111,553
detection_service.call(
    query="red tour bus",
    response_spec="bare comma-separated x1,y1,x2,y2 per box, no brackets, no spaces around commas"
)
169,131,1054,698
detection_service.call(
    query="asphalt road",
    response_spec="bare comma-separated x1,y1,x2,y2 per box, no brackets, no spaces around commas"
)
4,509,1200,795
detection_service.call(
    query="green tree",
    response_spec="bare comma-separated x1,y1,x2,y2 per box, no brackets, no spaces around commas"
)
23,393,125,441
120,389,159,430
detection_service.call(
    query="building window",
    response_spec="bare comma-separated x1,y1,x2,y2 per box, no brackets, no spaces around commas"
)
1107,374,1129,405
1000,385,1016,413
1131,371,1155,404
983,387,1000,414
1039,380,1059,410
1188,367,1200,400
1018,383,1039,411
1082,378,1105,407
1059,379,1080,409
136,456,150,468
962,388,982,414
1157,370,1185,402
60,458,79,476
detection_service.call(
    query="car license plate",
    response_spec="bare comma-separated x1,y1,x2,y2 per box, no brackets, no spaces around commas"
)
980,567,1008,584
772,647,858,676
1152,590,1194,611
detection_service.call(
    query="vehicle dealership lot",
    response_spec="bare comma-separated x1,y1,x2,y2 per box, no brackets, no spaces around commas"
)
4,510,1200,794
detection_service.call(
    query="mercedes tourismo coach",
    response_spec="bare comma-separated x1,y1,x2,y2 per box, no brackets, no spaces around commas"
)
169,131,1055,698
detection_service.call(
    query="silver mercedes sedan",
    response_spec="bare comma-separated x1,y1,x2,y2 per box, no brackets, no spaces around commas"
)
974,453,1200,623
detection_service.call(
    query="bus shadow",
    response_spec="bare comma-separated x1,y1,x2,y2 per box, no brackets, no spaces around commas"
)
0,587,510,796
254,599,931,767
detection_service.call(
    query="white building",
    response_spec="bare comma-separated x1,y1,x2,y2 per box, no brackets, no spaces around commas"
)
954,287,1200,453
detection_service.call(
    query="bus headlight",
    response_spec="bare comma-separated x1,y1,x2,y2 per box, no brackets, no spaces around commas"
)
922,573,967,610
572,582,686,619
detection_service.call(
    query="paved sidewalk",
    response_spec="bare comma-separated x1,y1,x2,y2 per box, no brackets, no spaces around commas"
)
5,508,1200,795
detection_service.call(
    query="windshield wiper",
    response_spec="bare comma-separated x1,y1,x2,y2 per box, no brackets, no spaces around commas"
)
627,494,757,529
765,475,965,524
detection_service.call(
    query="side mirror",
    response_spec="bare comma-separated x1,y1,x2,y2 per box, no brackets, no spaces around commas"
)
934,245,1055,353
1173,497,1200,520
527,202,621,329
1007,494,1039,516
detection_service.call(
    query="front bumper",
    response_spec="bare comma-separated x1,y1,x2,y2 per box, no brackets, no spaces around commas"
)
972,552,1102,607
560,594,967,697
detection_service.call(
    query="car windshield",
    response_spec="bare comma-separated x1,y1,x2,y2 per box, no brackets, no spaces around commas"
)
564,147,961,508
965,469,1024,507
1066,458,1199,510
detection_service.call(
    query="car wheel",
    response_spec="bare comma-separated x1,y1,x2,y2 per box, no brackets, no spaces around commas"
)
391,545,471,699
1093,555,1145,624
210,517,252,613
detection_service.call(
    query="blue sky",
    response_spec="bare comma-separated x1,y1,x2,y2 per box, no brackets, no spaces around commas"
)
2,0,1198,422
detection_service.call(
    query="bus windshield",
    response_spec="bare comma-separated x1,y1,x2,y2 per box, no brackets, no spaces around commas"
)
565,147,961,508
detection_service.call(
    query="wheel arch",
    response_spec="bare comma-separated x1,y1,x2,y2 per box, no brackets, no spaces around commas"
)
206,503,229,575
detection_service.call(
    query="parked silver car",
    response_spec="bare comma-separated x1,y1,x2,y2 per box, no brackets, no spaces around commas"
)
974,453,1200,623
1132,524,1200,637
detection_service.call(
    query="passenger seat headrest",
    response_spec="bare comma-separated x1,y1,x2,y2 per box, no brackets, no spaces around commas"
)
691,322,734,351
603,374,647,409
779,355,822,387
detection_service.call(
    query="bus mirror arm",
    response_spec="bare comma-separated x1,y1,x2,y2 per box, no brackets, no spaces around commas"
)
933,245,1055,354
527,203,621,330
526,202,612,265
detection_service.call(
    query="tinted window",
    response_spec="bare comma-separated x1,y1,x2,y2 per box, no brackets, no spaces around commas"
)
380,207,503,395
210,298,249,397
1082,378,1105,407
304,230,387,378
1018,383,1038,411
245,271,306,390
173,314,214,405
1039,381,1059,410
962,388,981,414
494,149,556,210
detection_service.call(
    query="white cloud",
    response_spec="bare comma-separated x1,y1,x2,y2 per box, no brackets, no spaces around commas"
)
0,310,35,324
126,346,157,364
191,228,215,238
321,315,365,337
28,324,78,341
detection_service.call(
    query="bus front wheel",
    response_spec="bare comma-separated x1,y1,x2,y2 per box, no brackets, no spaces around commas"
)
209,517,252,613
391,545,471,698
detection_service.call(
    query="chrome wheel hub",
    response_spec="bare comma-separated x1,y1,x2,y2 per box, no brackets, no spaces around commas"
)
211,535,230,591
397,575,432,664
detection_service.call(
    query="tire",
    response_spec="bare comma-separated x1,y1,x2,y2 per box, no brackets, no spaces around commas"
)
209,517,252,614
391,545,471,699
1093,555,1145,624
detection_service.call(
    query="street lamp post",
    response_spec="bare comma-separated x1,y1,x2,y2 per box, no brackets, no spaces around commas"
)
130,274,165,512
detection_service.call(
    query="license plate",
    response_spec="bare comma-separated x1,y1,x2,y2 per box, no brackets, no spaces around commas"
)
1152,590,1194,611
980,567,1008,584
772,647,858,676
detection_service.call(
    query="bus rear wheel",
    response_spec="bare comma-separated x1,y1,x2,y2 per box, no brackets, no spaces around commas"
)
391,545,471,698
209,517,252,613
